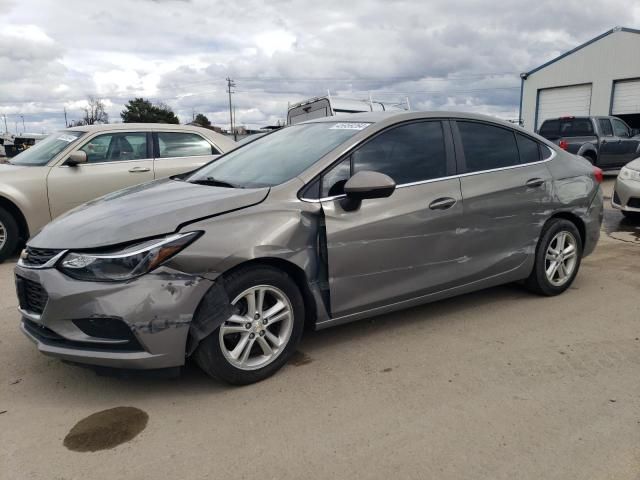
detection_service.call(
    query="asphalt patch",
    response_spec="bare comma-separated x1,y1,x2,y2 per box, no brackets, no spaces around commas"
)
289,351,313,366
63,406,148,452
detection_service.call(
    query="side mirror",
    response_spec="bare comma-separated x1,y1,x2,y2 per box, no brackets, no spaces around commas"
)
66,150,87,166
341,170,396,210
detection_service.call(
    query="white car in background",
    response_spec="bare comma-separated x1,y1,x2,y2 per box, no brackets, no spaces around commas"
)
0,123,235,261
612,157,640,220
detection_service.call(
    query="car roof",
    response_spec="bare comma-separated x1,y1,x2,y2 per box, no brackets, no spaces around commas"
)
64,123,236,150
67,123,216,132
301,110,523,130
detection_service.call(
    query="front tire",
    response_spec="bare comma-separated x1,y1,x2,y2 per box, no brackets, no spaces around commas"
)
0,207,19,263
525,218,583,296
194,265,305,385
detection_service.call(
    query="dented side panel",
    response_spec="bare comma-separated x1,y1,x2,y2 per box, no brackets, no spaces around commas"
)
320,178,465,318
167,190,331,325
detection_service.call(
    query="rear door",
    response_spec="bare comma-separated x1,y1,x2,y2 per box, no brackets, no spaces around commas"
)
320,120,464,318
153,131,221,178
453,120,553,283
47,130,154,217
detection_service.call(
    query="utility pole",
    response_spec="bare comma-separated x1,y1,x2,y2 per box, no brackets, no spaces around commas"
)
2,114,7,133
20,115,25,134
226,77,236,140
233,106,237,141
64,108,68,127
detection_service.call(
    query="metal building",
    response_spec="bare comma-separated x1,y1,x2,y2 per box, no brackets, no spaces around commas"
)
519,26,640,132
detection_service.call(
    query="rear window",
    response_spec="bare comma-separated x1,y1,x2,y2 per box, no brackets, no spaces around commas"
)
539,118,594,138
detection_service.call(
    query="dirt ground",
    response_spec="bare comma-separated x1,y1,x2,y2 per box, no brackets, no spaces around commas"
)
1,178,639,480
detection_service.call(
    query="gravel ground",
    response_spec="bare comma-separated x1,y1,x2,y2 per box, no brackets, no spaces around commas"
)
1,178,639,480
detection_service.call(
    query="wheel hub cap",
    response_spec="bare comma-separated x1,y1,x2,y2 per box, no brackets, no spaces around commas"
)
219,285,294,371
544,231,578,287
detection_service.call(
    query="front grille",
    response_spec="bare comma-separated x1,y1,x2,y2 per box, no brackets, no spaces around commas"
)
22,319,144,352
16,276,48,315
72,317,138,342
628,197,640,209
22,247,62,266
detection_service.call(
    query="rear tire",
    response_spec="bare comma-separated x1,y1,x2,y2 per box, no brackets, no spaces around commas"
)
0,207,19,263
525,218,583,296
194,265,305,385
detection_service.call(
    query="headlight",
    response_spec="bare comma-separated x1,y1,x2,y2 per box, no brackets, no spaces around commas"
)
58,232,201,281
619,166,640,182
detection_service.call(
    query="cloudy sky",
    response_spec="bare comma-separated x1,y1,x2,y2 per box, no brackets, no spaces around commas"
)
1,0,639,133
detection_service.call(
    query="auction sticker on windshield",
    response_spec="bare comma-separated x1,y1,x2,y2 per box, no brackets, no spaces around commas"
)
329,123,370,130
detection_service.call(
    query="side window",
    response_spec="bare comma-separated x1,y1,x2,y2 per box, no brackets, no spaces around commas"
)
540,145,554,160
457,122,519,172
598,119,614,137
516,133,541,164
321,158,351,197
539,120,559,137
351,121,447,184
612,119,630,138
157,132,218,158
80,132,148,163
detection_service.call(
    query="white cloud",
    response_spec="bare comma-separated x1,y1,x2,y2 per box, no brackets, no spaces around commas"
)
0,0,639,132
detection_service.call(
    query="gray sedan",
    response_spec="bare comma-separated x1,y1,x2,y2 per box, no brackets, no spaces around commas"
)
15,112,603,384
612,157,640,219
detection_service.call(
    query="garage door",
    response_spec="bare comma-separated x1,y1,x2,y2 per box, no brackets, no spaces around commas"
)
612,79,640,115
536,84,592,130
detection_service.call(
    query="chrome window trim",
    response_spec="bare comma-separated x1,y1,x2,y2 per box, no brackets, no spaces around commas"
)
18,249,69,269
300,149,556,203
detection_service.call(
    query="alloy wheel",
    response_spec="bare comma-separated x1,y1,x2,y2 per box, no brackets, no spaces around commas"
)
544,231,578,287
219,285,294,371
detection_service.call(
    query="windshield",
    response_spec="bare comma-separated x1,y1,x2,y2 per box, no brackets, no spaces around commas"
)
10,131,84,166
186,122,370,188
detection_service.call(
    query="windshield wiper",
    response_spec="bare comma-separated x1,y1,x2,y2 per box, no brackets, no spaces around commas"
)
190,176,239,188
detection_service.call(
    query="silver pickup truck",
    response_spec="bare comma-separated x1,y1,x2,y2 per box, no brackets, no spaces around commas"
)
537,116,640,169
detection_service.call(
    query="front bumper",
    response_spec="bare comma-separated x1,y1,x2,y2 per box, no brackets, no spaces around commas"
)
611,176,640,212
15,263,213,370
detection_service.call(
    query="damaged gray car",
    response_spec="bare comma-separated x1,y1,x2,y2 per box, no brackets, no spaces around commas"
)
15,112,603,384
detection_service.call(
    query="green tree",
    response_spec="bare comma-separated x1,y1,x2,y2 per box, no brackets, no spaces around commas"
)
120,98,180,124
193,113,211,128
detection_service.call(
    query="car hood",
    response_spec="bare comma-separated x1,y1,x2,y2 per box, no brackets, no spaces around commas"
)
29,178,269,249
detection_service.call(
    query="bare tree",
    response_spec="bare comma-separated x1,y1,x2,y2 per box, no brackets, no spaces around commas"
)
82,96,109,125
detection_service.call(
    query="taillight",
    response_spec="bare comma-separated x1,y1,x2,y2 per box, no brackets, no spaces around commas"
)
559,140,569,150
593,167,603,184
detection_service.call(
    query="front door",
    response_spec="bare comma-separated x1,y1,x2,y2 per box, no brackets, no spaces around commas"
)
47,131,154,217
452,120,553,283
611,118,640,165
320,120,464,318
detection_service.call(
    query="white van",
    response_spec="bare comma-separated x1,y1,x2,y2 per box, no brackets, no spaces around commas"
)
287,95,409,125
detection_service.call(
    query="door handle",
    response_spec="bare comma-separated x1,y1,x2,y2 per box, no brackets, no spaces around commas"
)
429,197,456,210
525,178,545,188
129,167,150,173
601,140,607,145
